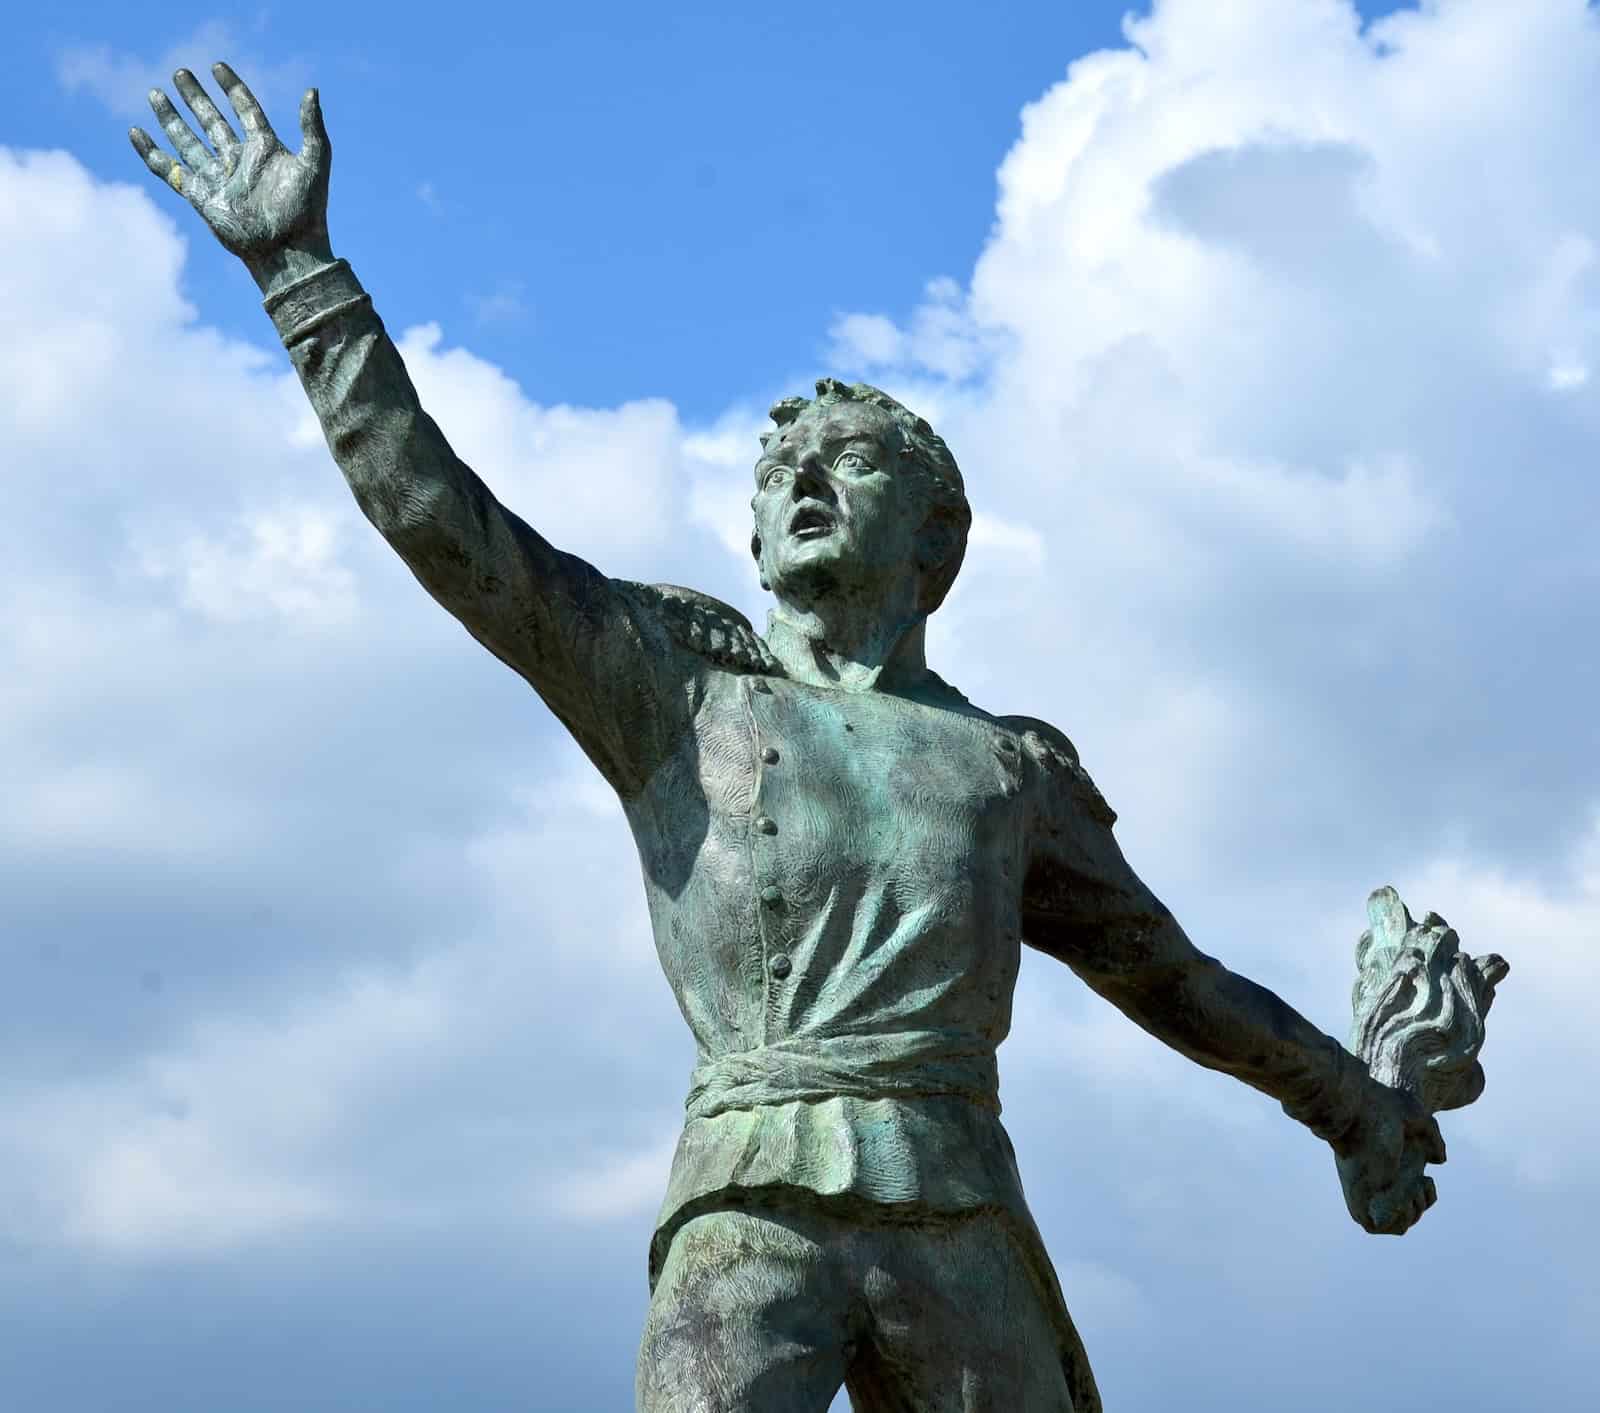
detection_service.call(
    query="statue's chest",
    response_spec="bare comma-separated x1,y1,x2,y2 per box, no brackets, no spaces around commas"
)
694,673,1026,875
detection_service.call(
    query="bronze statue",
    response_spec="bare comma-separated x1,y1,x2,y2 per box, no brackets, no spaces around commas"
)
130,66,1503,1412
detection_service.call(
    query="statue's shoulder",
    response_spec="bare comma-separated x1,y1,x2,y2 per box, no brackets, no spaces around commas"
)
996,714,1117,826
620,581,778,675
995,714,1081,765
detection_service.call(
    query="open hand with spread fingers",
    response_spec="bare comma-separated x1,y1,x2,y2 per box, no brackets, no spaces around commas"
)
129,62,333,291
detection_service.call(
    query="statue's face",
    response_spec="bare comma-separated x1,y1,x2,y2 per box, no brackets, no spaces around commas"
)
752,400,924,610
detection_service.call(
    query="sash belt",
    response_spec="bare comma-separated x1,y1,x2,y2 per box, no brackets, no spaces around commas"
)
685,1031,1000,1120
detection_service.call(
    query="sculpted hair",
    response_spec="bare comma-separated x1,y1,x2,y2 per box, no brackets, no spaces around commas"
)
756,378,972,614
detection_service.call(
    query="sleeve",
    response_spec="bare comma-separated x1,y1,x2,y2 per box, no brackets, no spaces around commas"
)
264,259,696,798
1006,717,1164,963
1014,718,1374,1148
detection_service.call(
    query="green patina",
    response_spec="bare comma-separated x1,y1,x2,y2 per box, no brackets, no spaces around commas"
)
130,63,1505,1413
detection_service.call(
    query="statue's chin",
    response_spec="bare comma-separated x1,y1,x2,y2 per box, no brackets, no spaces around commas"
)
767,555,845,607
766,542,921,630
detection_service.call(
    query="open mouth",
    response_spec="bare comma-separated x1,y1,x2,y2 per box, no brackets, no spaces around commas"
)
789,506,836,539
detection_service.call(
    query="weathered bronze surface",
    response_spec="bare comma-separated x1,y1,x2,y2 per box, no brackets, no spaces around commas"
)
130,66,1505,1412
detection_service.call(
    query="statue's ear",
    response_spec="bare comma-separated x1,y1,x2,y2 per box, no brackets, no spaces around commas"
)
913,513,965,613
914,517,958,575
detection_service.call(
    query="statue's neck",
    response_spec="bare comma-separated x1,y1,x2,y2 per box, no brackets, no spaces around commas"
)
765,603,929,693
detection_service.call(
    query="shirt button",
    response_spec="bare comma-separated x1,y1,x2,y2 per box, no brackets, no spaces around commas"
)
760,885,784,907
769,953,792,980
755,815,777,835
760,746,780,765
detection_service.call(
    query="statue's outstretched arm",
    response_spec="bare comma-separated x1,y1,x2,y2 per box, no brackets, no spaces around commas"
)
1023,800,1447,1238
130,65,690,795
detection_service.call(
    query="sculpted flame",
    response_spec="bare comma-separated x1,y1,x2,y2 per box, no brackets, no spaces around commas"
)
1351,886,1509,1114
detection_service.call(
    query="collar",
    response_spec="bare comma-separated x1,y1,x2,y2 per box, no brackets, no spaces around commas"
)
762,611,967,707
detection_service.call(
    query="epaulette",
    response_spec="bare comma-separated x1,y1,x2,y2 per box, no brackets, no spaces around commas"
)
998,714,1118,826
623,582,779,675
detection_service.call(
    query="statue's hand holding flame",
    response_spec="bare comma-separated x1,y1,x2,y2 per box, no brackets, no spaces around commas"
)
1333,886,1508,1235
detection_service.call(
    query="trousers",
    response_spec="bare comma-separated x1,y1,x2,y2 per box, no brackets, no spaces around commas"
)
636,1201,1079,1412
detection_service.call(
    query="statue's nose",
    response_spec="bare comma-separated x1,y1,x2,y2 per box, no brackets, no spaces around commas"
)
793,456,831,498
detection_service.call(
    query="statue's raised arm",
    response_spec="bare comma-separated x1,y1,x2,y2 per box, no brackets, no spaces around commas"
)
131,64,721,796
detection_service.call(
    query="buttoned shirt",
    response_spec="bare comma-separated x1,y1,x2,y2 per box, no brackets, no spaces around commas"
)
267,260,1371,1413
623,611,1126,1274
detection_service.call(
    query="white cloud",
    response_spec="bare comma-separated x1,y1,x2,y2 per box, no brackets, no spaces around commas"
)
393,324,688,559
1548,356,1590,390
830,274,988,381
56,20,308,124
9,5,1600,1407
967,511,1046,572
1058,1259,1151,1336
826,0,1600,901
0,779,676,1258
130,502,361,628
684,405,773,573
551,1132,680,1223
1404,814,1600,1191
1169,449,1444,569
0,144,705,1259
0,960,448,1256
829,311,904,367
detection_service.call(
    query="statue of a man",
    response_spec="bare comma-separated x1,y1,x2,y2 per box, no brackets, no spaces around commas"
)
131,68,1447,1412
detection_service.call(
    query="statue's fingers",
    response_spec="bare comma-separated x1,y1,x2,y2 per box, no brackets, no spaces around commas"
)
173,68,238,158
129,127,188,196
1377,1180,1428,1235
213,62,274,139
1398,1180,1433,1233
147,88,211,173
298,88,330,169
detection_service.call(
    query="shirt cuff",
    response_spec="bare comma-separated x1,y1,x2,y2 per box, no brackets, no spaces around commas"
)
262,258,373,346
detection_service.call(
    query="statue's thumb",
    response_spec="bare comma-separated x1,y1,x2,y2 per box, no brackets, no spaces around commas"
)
300,89,330,166
1365,1186,1399,1234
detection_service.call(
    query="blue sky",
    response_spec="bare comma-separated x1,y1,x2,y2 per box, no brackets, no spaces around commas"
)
5,0,1410,418
3,2,1597,1410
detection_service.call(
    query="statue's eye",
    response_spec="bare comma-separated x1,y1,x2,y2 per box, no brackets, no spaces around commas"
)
836,451,873,473
762,466,792,490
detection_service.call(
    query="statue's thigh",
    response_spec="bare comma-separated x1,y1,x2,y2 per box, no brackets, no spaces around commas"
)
636,1208,851,1413
845,1215,1076,1413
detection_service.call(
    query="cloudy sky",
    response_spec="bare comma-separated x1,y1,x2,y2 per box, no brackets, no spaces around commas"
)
3,1,1595,1408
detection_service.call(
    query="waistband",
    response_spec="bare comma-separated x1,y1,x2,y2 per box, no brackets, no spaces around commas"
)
684,1031,1000,1120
